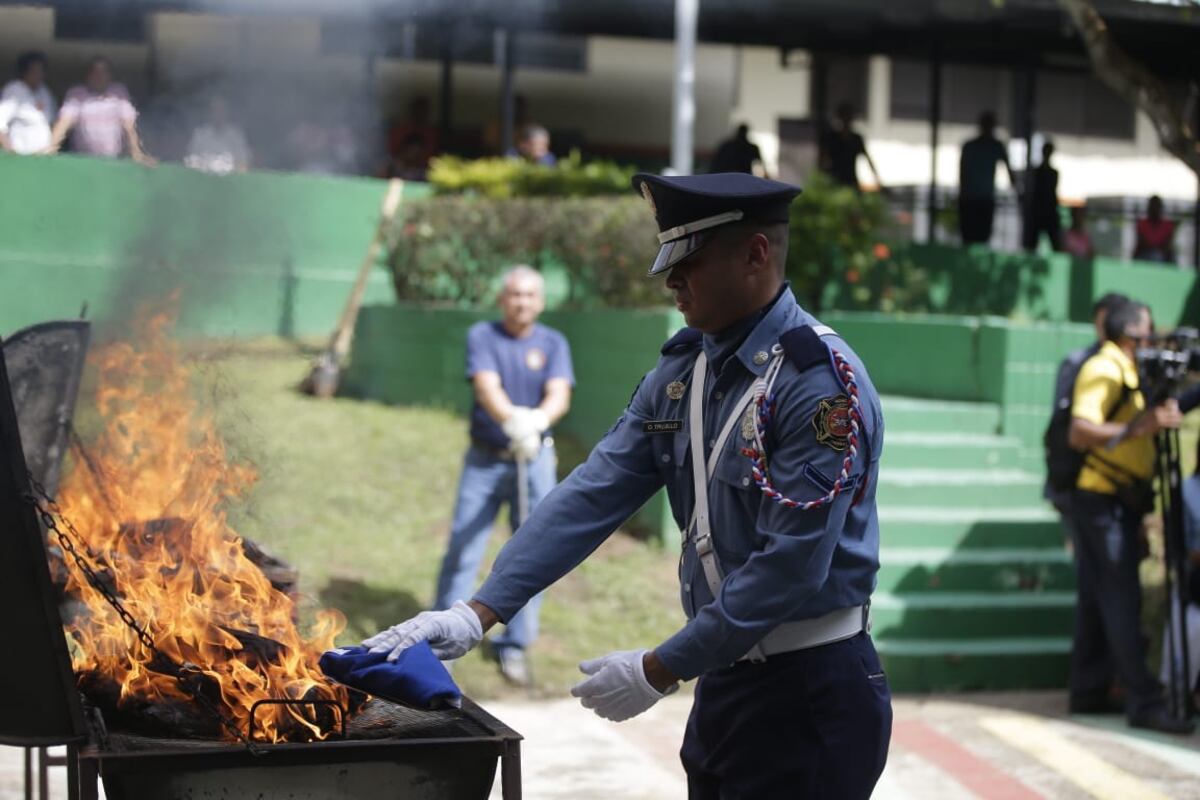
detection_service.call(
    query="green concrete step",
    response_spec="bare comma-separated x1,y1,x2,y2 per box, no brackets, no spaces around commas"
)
882,432,1024,470
876,469,1044,508
879,507,1063,549
881,396,1001,436
877,637,1070,692
870,591,1075,639
877,547,1074,593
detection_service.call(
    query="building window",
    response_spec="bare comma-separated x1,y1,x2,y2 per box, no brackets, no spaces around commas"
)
321,22,586,72
891,59,1006,126
825,55,868,118
1036,71,1134,141
889,59,931,121
942,65,1005,126
55,9,146,42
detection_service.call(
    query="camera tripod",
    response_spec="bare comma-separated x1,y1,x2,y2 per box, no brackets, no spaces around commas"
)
1154,426,1196,722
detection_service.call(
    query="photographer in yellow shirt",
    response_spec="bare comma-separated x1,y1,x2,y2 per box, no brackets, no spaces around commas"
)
1065,299,1191,734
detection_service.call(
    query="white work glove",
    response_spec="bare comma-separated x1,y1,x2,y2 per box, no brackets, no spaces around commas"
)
569,649,669,722
362,600,483,661
502,407,549,443
510,432,542,463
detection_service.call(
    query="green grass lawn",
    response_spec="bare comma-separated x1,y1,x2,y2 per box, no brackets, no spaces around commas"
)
187,340,683,700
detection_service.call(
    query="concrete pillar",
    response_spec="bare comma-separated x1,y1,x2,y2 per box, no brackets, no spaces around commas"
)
671,0,698,175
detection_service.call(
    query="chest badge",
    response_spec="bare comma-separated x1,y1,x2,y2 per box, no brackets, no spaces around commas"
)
812,395,853,451
741,403,758,442
525,347,547,371
666,381,686,401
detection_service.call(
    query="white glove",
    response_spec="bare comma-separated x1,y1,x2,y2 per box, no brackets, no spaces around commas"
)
362,600,483,661
502,407,549,443
569,649,669,722
511,432,542,462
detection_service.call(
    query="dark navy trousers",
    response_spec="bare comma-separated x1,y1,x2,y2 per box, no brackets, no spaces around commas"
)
680,632,892,799
1069,490,1163,716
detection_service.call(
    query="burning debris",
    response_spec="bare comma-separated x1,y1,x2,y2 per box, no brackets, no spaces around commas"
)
54,304,351,743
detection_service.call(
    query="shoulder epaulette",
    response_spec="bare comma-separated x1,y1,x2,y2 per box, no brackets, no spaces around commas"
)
779,325,831,372
660,326,703,354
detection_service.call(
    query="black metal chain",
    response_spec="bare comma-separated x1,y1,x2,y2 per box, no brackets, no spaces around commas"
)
22,474,263,753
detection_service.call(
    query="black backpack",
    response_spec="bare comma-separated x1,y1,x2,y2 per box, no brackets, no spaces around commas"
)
1043,364,1131,492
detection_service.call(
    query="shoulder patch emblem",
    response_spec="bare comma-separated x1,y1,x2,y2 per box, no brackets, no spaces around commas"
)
812,395,853,451
666,380,686,401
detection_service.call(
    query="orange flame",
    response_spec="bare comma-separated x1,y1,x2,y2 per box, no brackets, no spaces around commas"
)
58,301,349,743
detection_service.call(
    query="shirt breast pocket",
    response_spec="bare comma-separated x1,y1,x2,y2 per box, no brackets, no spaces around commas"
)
711,442,760,557
651,432,690,524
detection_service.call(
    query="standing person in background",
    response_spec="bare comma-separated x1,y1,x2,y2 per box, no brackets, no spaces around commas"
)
386,96,438,173
1067,300,1192,733
0,51,56,155
958,111,1019,245
513,124,556,167
430,266,573,687
819,103,884,192
1045,292,1130,524
1062,206,1096,259
1133,196,1177,264
46,56,155,165
709,124,768,177
1024,141,1061,252
184,94,251,174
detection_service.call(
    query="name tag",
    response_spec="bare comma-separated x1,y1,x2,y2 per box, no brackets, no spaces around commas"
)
643,420,683,434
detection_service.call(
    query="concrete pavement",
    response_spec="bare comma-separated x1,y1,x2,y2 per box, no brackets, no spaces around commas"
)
5,691,1199,799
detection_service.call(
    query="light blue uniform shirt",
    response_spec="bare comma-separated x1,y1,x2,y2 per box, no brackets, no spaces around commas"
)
475,287,884,681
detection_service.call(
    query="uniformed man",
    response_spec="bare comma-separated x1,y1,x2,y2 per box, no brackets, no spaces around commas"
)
365,173,892,796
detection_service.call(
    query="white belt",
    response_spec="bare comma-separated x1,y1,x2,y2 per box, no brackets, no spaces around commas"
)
737,604,870,662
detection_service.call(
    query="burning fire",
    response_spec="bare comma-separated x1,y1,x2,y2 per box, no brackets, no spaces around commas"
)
57,303,350,743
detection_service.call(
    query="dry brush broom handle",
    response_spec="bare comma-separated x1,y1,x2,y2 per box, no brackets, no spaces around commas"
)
328,178,405,359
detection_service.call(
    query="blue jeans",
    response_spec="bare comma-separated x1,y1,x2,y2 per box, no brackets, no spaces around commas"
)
434,444,557,652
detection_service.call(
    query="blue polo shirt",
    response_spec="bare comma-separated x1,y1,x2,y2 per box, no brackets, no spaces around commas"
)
466,321,574,450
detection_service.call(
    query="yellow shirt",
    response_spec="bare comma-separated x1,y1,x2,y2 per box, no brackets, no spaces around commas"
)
1072,340,1153,494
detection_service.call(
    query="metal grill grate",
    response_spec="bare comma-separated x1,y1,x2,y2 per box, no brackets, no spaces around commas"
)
99,698,493,753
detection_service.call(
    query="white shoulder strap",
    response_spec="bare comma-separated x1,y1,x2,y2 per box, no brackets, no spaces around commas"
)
686,350,785,601
687,353,724,597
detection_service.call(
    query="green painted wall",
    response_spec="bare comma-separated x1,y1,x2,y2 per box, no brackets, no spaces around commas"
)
1090,257,1200,328
850,244,1198,328
824,311,1092,446
0,153,430,338
905,244,1074,322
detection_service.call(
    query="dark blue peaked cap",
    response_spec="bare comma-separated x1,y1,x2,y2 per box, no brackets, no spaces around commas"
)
633,172,802,276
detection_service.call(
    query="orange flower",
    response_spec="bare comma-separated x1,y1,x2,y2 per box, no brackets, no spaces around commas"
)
846,269,860,284
872,243,890,260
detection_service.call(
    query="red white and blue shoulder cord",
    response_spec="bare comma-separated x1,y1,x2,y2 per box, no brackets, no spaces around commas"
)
740,345,864,511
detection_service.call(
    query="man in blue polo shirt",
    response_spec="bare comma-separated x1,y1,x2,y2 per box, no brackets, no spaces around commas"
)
432,265,574,686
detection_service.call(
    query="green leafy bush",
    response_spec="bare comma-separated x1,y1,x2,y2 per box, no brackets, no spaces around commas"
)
428,152,636,198
786,172,901,312
390,168,931,313
385,196,664,308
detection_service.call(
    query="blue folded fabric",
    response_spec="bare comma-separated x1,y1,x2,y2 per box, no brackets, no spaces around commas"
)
320,642,462,710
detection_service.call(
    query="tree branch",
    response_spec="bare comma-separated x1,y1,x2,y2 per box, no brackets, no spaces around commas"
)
1057,0,1199,176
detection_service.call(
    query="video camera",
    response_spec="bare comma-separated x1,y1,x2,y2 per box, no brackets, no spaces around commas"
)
1136,326,1200,402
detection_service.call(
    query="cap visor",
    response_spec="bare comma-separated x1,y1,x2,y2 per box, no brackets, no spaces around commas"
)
647,232,709,277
